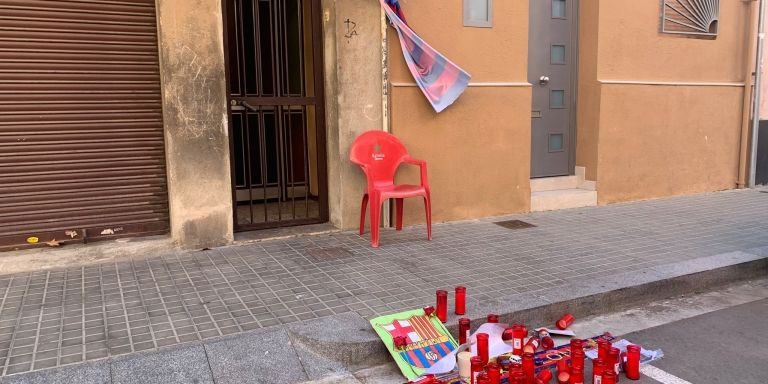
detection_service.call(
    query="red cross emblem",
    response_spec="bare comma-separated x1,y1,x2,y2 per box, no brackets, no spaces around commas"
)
384,320,416,344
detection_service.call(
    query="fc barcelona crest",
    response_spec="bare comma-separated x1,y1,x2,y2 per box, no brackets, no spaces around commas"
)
370,308,458,380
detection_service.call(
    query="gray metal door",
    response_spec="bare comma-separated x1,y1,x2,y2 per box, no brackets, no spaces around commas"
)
529,0,577,178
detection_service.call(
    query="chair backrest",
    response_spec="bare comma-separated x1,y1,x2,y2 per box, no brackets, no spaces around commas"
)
349,131,410,185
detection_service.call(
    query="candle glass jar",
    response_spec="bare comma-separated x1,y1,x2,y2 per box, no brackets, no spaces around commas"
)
436,290,448,323
593,359,608,384
455,286,466,315
522,352,535,384
570,365,584,384
569,338,583,357
458,318,471,345
603,370,617,384
512,324,527,355
556,313,574,330
609,347,621,381
536,369,553,384
625,345,641,380
477,333,490,364
470,356,484,384
487,362,501,384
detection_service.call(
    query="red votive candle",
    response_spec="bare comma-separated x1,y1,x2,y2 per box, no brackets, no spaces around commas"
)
557,359,570,377
603,370,617,384
609,347,621,381
569,365,584,384
538,329,555,350
436,290,448,323
571,349,585,370
509,361,523,375
536,369,553,384
556,313,574,330
477,332,490,364
512,324,527,355
522,352,535,384
455,286,466,315
487,362,501,384
510,371,526,384
569,338,583,357
625,345,641,380
487,314,499,323
459,318,471,345
593,359,608,384
470,356,484,384
523,336,540,354
597,339,611,361
557,371,570,384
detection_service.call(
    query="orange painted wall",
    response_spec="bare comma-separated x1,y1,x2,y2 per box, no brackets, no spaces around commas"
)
576,0,601,182
588,0,752,203
389,0,531,224
597,85,743,203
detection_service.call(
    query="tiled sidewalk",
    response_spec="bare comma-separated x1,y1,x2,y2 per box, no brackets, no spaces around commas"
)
0,189,767,376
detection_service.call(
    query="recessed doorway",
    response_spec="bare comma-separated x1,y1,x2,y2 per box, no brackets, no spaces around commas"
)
223,0,328,230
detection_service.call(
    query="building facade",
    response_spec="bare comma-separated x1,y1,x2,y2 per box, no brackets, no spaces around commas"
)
0,0,762,250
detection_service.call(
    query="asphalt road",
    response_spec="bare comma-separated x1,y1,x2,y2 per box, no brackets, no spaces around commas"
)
625,298,768,384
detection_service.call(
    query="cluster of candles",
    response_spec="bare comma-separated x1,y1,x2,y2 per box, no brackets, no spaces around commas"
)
435,286,466,322
454,334,642,384
413,287,643,384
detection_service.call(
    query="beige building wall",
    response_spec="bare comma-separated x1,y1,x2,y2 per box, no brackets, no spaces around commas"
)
586,0,752,204
389,0,532,225
156,0,234,248
322,0,385,230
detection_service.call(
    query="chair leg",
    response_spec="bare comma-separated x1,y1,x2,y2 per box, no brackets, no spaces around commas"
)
423,194,432,241
370,194,381,248
359,193,369,235
395,198,404,231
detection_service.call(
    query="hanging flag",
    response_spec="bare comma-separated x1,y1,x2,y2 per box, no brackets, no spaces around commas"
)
381,0,471,113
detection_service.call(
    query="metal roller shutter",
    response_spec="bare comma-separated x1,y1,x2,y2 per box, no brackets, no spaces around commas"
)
0,0,169,250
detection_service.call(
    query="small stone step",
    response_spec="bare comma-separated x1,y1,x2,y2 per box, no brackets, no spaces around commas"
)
531,188,597,212
530,175,580,192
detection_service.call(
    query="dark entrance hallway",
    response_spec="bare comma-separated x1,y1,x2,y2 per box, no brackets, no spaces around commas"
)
224,0,328,230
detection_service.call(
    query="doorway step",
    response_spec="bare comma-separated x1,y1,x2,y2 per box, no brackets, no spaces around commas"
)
530,166,597,212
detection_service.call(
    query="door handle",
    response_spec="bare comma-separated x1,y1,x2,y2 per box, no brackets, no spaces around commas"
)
539,76,550,86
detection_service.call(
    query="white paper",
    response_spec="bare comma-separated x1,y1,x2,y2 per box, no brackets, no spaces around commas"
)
535,327,576,337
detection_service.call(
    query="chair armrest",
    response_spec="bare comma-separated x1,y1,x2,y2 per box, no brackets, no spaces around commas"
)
403,157,429,187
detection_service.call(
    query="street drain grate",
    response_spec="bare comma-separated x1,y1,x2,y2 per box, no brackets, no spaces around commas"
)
494,220,536,230
307,247,354,262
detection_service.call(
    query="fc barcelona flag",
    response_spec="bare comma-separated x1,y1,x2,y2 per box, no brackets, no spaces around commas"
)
371,309,459,380
380,0,471,113
382,316,457,369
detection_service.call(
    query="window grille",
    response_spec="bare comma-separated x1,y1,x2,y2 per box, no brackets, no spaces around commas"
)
661,0,719,37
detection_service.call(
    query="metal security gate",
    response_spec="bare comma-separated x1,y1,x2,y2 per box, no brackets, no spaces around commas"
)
0,0,169,250
224,0,328,230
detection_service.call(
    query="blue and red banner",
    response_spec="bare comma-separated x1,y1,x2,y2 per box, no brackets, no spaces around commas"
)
380,0,471,113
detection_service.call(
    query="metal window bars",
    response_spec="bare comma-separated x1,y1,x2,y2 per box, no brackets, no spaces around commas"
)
661,0,720,37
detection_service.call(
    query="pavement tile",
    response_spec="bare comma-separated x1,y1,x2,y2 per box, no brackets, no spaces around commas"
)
111,345,214,384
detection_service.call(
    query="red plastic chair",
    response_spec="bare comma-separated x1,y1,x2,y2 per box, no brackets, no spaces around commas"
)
349,131,432,247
